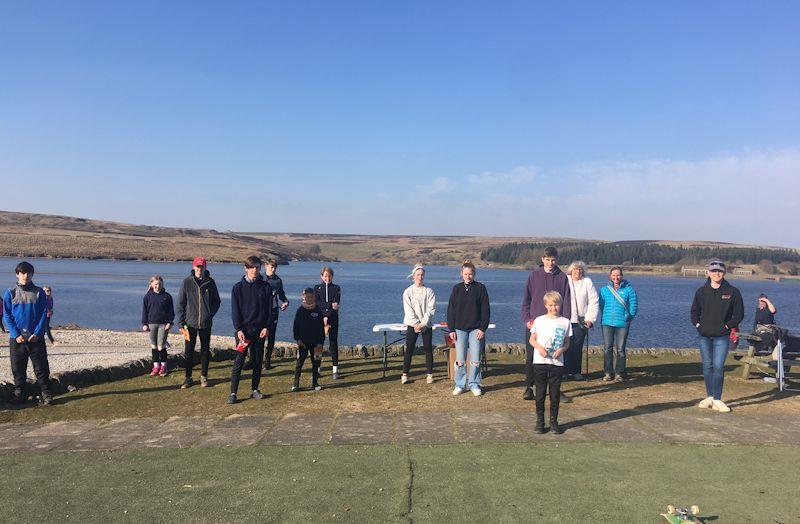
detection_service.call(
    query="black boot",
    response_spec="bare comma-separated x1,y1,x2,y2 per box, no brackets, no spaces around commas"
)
550,418,563,435
522,387,535,401
534,414,546,434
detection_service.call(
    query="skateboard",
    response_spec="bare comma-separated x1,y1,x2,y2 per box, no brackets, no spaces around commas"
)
661,504,701,523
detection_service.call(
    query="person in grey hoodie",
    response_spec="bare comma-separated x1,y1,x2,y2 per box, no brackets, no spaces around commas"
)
401,265,437,384
520,247,572,400
176,257,221,389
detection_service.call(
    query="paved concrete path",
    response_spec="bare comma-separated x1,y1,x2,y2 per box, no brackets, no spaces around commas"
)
2,406,799,452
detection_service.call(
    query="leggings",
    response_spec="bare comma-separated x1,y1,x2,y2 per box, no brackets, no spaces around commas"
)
325,315,339,366
294,344,321,387
184,326,212,378
403,326,433,375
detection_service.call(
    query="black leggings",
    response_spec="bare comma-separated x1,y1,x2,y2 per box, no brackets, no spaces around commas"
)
403,326,433,375
533,363,564,421
151,348,168,362
184,326,212,378
265,314,279,367
325,315,339,366
294,344,321,387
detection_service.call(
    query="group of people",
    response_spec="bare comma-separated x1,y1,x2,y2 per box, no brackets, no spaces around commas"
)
2,249,777,431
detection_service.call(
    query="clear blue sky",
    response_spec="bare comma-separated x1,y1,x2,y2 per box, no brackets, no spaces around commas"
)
2,1,798,246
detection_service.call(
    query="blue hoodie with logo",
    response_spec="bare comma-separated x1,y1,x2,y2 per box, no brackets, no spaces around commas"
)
3,282,48,339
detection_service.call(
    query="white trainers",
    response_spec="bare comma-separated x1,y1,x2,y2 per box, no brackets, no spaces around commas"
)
471,386,482,397
426,374,434,384
763,377,777,384
401,374,409,384
452,387,464,396
712,399,731,413
698,396,714,409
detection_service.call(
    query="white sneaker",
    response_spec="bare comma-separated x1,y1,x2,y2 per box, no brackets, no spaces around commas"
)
712,399,731,413
698,396,714,409
452,387,464,396
401,374,409,384
763,377,777,384
251,390,265,399
426,374,434,384
471,387,482,397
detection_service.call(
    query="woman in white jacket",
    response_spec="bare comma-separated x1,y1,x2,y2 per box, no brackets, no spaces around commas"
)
402,265,436,384
565,261,599,380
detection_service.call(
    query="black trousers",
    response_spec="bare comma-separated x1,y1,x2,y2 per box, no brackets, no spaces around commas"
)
230,329,265,394
265,313,279,366
403,326,433,375
151,348,168,362
9,337,52,396
564,323,587,375
44,317,55,343
184,326,212,378
325,314,339,366
533,364,564,421
525,327,535,389
294,344,321,387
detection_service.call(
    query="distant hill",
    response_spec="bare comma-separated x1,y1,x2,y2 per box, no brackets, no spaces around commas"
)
0,211,319,264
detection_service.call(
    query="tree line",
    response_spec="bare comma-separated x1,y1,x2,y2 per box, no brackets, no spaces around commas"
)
480,241,800,267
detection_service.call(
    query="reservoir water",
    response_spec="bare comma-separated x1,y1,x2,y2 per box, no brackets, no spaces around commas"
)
1,258,797,348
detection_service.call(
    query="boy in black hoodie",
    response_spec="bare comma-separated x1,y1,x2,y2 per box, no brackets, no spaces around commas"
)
292,288,325,391
228,255,272,404
690,260,744,413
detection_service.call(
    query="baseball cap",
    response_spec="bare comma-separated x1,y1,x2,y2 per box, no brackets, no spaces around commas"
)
707,260,726,272
193,257,207,267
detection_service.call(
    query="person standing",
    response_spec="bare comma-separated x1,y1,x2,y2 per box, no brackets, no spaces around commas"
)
176,257,221,389
564,261,599,380
520,246,572,400
263,258,289,370
314,267,342,379
228,255,272,404
447,260,490,396
691,260,744,413
42,286,56,344
754,293,777,330
292,288,325,391
3,261,53,405
401,264,436,384
598,267,638,382
141,276,175,377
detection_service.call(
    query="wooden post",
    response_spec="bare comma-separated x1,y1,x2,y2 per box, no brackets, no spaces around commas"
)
741,344,756,379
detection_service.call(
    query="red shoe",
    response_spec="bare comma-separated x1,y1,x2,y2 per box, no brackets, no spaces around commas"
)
159,364,168,377
150,364,160,376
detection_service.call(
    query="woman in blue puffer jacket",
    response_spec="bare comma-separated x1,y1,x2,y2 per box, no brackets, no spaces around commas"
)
598,267,638,382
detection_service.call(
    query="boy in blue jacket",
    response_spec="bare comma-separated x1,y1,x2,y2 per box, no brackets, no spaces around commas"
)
3,261,53,405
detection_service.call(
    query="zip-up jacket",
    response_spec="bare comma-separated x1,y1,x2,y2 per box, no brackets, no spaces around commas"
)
314,282,341,319
265,273,289,315
690,278,744,337
3,282,48,339
447,281,490,332
521,266,572,325
598,280,638,328
176,270,221,329
141,289,175,325
231,275,273,332
293,305,325,348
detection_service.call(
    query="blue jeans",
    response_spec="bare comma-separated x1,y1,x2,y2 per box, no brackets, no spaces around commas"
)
602,325,629,376
454,329,482,389
698,335,729,400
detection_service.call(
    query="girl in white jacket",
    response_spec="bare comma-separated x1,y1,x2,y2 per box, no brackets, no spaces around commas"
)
565,261,599,380
401,265,436,384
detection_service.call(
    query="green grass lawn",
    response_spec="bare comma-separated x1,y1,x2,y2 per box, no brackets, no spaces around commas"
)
1,442,797,522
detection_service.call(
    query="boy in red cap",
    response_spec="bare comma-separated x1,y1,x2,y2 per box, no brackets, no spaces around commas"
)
176,256,221,388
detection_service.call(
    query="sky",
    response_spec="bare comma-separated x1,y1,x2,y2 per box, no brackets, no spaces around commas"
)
1,1,799,246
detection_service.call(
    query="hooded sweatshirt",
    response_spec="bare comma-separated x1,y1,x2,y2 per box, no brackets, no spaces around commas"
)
176,269,221,329
141,289,175,325
231,274,273,332
293,304,325,348
3,282,48,339
521,266,572,325
690,278,744,337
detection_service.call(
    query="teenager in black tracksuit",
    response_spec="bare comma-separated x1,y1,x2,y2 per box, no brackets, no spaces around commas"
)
292,288,325,390
229,256,273,403
314,266,342,378
264,259,289,369
176,258,221,388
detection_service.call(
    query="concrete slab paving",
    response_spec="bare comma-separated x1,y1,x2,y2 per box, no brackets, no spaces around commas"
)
23,420,101,438
565,409,667,443
330,413,395,444
396,413,457,444
261,413,335,445
510,411,596,442
66,418,165,451
126,416,219,449
634,409,731,444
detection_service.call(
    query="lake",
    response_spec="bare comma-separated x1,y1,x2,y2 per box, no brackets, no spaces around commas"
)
1,258,797,348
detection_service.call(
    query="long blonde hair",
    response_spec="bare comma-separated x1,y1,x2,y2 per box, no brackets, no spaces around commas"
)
149,275,165,291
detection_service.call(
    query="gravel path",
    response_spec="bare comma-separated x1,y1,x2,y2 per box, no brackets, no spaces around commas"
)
0,329,292,383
